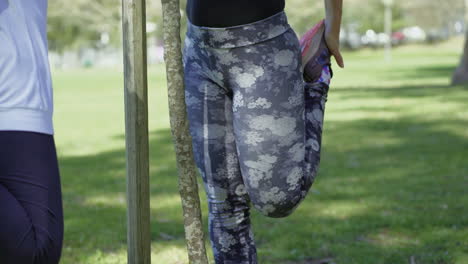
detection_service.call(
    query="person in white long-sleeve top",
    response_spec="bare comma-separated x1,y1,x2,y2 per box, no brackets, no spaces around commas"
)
0,0,63,263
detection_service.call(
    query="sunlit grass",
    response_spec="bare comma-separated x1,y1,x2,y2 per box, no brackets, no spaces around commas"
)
54,37,467,263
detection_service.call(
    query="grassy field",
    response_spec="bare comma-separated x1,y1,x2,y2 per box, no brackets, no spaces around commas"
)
52,37,468,264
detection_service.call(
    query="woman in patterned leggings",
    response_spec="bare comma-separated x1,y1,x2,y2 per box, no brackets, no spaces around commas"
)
183,0,343,263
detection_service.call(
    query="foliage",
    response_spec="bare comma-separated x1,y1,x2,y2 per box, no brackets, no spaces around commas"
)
48,0,467,51
402,0,465,30
341,0,407,34
48,0,121,52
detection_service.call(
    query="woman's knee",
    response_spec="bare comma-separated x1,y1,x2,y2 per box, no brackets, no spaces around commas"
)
239,158,312,218
249,187,306,218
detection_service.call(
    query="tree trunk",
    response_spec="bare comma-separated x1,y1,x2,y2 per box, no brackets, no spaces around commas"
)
160,0,209,264
452,30,468,85
452,0,468,86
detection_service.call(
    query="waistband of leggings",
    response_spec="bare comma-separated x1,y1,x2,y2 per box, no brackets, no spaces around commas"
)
185,10,292,48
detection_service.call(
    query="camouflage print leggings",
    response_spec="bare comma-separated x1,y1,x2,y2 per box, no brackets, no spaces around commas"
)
183,10,331,264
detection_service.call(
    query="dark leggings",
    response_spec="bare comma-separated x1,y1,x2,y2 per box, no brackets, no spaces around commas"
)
0,131,63,264
183,10,330,263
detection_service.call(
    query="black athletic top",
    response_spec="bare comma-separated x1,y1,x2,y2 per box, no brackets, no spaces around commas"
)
186,0,286,27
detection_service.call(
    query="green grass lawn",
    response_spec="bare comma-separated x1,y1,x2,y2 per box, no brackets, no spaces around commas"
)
52,37,468,264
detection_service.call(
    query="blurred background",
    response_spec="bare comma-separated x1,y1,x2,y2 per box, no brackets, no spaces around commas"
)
48,0,468,263
47,0,467,68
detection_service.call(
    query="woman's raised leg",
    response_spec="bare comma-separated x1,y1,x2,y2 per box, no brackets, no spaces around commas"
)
227,27,330,218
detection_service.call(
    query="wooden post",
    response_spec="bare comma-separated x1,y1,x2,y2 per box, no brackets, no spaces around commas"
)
160,0,209,263
121,0,151,263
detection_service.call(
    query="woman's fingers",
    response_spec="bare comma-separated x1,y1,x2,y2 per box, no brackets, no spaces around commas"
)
325,33,345,68
332,48,344,68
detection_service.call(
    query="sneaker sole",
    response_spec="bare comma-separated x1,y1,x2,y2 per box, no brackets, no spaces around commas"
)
299,19,326,72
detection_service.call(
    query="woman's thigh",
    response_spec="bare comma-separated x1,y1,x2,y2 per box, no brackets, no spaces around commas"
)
226,28,309,217
0,131,63,264
183,45,251,207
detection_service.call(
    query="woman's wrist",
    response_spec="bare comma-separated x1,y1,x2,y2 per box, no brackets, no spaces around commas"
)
324,0,342,36
325,18,341,36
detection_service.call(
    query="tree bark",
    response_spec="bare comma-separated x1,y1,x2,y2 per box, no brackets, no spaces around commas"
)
452,1,468,86
452,30,468,85
160,0,209,263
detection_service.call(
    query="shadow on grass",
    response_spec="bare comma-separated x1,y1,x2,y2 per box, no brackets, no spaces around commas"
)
58,85,467,264
388,65,458,81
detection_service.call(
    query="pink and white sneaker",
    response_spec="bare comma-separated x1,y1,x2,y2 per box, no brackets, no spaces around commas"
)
299,19,333,85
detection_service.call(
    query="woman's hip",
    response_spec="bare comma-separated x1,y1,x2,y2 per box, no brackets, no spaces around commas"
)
184,10,296,49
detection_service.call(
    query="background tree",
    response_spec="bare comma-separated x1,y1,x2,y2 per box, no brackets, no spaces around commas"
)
48,0,410,51
402,0,465,39
452,0,468,85
48,0,121,52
